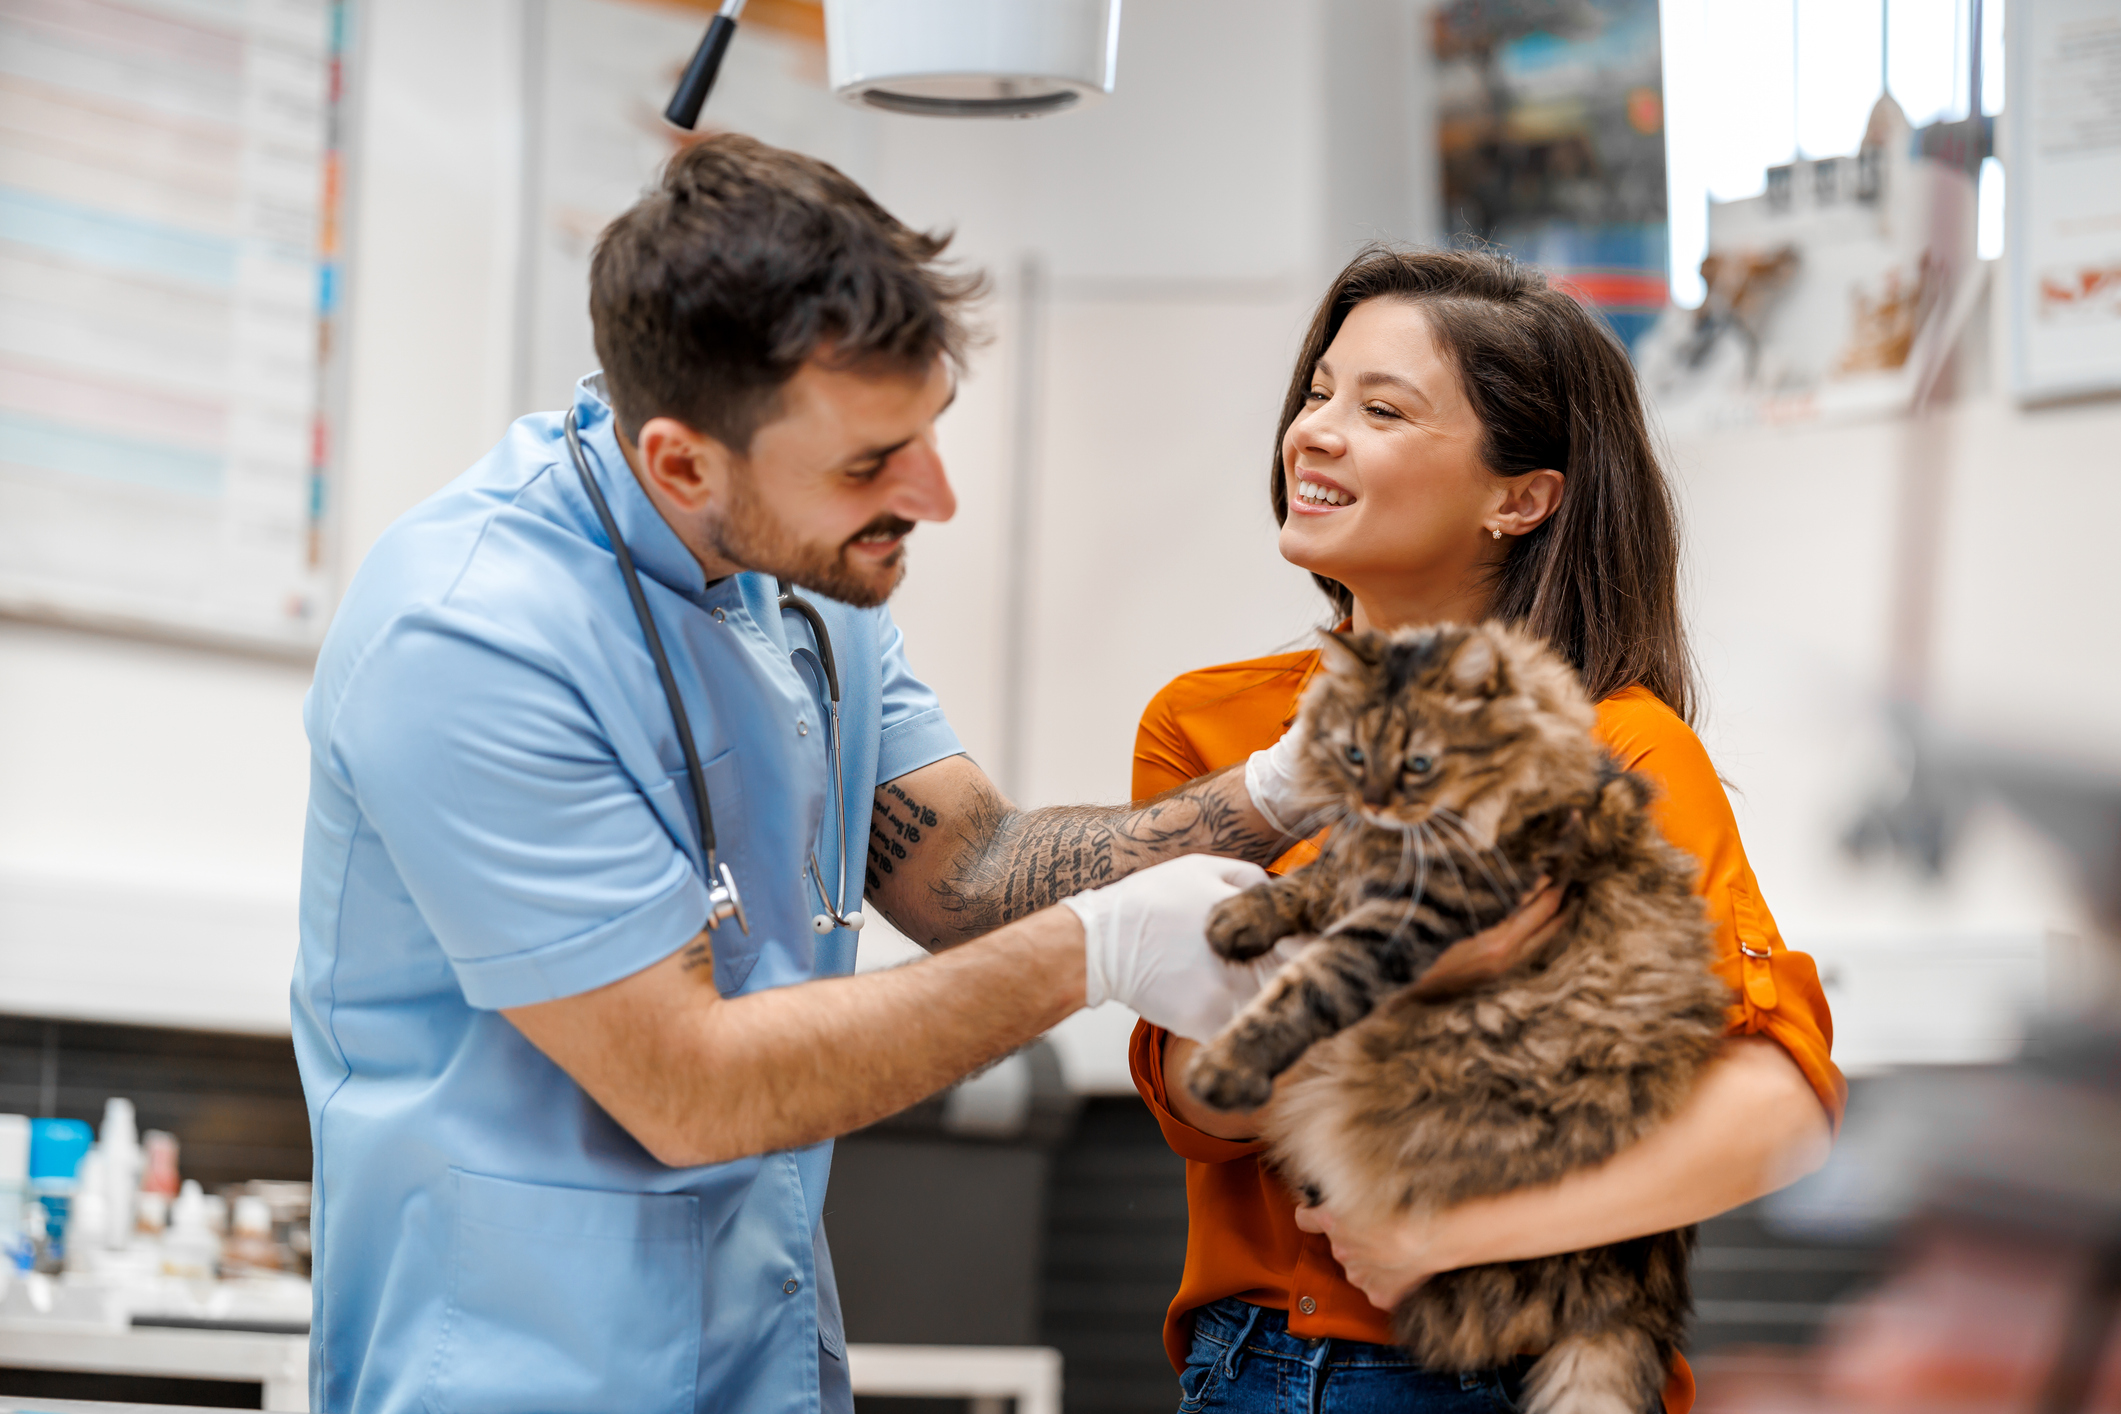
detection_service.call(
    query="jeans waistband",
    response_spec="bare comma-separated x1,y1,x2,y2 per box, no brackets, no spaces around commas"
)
1189,1297,1417,1369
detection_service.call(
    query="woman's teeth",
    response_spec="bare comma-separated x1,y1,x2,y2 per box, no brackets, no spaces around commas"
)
1296,479,1352,507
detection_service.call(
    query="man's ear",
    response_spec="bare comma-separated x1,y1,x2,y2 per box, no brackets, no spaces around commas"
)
1317,628,1382,673
632,416,735,514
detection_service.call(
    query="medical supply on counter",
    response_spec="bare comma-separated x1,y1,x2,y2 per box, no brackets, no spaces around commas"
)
28,1118,92,1273
140,1131,179,1200
160,1181,216,1282
564,407,866,938
96,1100,138,1251
68,1147,106,1262
223,1196,277,1276
0,1117,28,1273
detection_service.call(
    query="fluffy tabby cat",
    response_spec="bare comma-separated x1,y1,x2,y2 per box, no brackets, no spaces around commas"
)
1185,622,1730,1414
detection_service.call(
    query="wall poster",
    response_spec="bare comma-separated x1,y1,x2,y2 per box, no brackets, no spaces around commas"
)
0,0,344,654
1432,0,1670,351
2008,0,2121,405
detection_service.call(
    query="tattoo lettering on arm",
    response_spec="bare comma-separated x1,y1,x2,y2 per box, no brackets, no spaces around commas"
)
870,757,1285,950
867,777,945,943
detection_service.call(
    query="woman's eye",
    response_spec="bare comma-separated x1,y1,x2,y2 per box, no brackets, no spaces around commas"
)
1407,754,1434,775
1306,388,1329,403
1363,403,1400,420
1344,744,1366,765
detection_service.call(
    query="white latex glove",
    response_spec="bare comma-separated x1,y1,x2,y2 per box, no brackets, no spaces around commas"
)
1243,729,1307,838
1059,854,1304,1043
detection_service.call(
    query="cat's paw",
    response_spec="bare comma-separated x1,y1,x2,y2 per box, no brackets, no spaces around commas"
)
1183,1045,1275,1112
1205,893,1284,960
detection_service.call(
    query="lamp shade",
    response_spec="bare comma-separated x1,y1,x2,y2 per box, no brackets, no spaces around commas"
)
824,0,1121,118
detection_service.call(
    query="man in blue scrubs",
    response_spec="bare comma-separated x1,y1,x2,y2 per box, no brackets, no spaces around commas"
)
293,134,1310,1414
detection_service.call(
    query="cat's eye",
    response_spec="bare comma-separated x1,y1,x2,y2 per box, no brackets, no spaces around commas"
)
1344,744,1366,765
1407,754,1435,775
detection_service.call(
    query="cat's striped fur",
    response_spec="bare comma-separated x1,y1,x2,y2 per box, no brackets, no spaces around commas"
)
1185,622,1729,1414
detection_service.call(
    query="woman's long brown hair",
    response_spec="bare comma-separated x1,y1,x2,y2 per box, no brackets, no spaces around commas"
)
1271,245,1697,725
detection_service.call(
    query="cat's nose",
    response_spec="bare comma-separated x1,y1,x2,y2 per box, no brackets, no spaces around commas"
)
1362,777,1393,807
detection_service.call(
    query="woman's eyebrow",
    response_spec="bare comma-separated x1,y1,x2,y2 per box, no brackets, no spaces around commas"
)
1355,370,1426,399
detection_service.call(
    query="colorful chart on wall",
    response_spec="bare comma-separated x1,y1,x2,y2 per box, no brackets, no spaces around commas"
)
2008,0,2121,405
0,0,344,654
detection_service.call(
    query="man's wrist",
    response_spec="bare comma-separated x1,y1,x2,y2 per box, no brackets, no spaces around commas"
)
1028,902,1088,1016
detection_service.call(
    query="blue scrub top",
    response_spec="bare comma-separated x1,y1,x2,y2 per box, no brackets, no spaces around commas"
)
294,374,963,1414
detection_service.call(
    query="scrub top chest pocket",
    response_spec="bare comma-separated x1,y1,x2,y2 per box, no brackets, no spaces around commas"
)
424,1170,702,1414
650,749,760,993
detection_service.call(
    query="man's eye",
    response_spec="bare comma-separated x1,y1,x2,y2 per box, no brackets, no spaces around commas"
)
1407,754,1435,775
1344,744,1365,765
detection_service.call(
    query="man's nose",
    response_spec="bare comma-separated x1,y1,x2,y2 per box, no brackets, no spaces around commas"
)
887,436,957,525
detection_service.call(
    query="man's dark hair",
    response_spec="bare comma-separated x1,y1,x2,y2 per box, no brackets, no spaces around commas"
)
590,134,983,451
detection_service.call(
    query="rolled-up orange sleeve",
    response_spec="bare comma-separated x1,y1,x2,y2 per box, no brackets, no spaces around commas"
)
1130,1020,1266,1164
1598,691,1848,1129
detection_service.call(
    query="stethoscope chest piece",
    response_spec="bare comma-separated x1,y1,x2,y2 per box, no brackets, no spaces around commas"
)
708,861,750,936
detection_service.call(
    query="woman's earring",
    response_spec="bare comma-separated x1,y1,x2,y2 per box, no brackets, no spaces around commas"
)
1490,528,1503,540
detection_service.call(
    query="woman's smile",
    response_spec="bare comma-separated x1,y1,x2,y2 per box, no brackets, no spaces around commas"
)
1290,470,1358,512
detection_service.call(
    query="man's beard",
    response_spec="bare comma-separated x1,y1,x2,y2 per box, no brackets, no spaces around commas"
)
705,466,914,609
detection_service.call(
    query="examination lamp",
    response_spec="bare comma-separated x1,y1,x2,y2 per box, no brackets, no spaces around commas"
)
665,0,1122,129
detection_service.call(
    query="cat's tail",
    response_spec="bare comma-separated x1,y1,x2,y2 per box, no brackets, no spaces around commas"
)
1519,1328,1664,1414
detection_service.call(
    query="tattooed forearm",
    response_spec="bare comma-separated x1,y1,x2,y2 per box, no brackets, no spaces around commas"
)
871,758,1286,949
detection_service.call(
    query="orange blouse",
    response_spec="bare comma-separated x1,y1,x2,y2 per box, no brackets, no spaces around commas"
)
1127,648,1847,1413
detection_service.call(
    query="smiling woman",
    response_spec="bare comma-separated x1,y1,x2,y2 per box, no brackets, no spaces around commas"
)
1129,246,1842,1414
1269,245,1692,723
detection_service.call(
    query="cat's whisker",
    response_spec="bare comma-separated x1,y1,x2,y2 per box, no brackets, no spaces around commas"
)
1391,818,1418,896
1435,806,1523,895
1429,819,1473,906
1430,809,1515,905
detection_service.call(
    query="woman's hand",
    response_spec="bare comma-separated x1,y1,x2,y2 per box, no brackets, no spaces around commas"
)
1292,1201,1461,1310
1407,878,1563,998
1295,1039,1832,1314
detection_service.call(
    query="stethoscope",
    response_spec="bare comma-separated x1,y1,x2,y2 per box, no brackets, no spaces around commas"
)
565,408,865,941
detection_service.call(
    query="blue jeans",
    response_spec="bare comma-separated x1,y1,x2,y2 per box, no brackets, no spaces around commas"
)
1176,1298,1530,1414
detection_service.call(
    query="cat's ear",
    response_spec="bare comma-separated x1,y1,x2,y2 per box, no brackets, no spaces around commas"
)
1317,628,1382,672
1447,630,1502,696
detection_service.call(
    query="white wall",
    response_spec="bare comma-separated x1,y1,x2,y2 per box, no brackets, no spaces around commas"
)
1668,281,2121,1069
0,0,527,1032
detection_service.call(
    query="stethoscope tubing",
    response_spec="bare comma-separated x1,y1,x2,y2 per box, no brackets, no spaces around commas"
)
564,407,859,939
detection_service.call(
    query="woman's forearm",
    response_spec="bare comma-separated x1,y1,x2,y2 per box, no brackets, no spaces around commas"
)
1163,1033,1266,1140
1426,1036,1832,1272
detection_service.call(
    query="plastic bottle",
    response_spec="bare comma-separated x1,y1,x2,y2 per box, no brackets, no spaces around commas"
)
141,1130,180,1200
27,1118,92,1274
224,1194,280,1274
97,1098,138,1251
0,1116,29,1272
67,1147,106,1270
161,1180,217,1281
